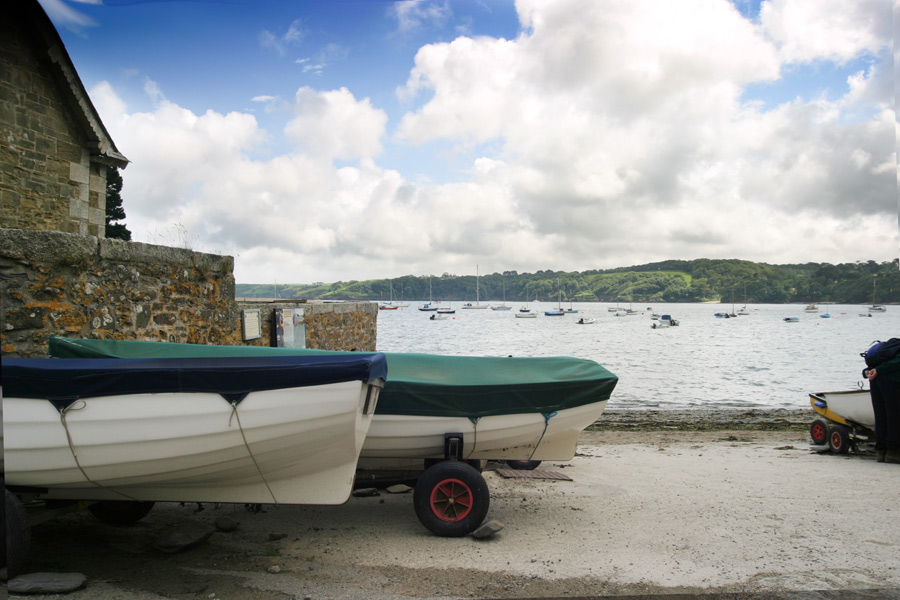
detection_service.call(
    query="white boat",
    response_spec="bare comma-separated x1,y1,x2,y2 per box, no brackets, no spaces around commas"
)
49,338,619,539
436,300,455,314
577,317,596,324
516,312,537,318
809,390,874,430
461,265,488,309
545,278,566,315
652,314,679,329
519,295,538,313
3,354,387,505
49,338,618,465
804,304,819,313
429,314,449,320
736,284,750,315
868,276,887,312
491,279,512,310
418,277,437,311
379,282,408,309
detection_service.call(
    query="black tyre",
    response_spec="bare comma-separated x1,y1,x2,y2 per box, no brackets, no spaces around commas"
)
413,461,489,537
505,459,542,470
88,500,155,525
5,488,30,579
809,419,828,446
425,458,484,472
465,459,485,472
828,425,851,455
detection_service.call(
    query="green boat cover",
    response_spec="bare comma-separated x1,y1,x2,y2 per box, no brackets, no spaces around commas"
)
49,336,618,419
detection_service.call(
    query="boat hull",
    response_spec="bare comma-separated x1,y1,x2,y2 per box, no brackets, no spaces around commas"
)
360,400,607,461
4,356,386,505
810,390,874,429
47,338,620,471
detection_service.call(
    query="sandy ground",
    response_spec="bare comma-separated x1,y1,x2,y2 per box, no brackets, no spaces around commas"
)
9,410,900,600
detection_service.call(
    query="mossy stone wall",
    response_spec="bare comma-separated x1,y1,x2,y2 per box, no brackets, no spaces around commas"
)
1,228,376,357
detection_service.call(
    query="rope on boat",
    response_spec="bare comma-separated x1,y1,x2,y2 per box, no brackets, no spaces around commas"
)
468,416,480,460
529,411,558,461
230,401,278,504
59,401,140,501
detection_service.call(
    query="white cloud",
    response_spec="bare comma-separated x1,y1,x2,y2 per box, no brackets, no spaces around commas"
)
285,87,387,160
38,0,97,30
86,1,896,284
759,0,891,65
296,43,348,76
259,19,306,56
391,0,452,33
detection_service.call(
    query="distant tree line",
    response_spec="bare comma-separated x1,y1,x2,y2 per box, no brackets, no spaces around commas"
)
235,258,900,305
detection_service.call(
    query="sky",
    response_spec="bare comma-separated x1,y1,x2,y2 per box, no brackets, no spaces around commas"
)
39,0,898,284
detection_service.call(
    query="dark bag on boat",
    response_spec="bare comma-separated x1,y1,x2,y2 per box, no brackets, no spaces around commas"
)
861,338,900,368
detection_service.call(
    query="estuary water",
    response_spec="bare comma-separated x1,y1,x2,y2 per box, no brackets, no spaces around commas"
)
375,302,899,411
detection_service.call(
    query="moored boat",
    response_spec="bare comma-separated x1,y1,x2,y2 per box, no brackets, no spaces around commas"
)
460,265,488,309
868,276,886,312
3,354,387,505
652,314,679,328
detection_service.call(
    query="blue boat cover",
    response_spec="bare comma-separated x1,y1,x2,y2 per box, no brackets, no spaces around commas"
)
4,354,388,411
48,337,618,418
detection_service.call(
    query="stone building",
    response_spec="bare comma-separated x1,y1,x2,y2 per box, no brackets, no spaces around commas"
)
1,0,129,237
0,0,377,357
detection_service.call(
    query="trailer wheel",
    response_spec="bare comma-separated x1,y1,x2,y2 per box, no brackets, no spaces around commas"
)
414,461,489,537
5,488,30,579
505,460,542,470
465,459,485,472
828,425,851,455
88,501,155,525
809,419,829,445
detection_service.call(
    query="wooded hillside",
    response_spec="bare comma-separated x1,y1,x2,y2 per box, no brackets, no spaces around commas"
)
236,258,900,304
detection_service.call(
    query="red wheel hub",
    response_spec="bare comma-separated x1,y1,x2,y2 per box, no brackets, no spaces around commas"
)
830,431,843,449
429,478,474,522
811,423,826,442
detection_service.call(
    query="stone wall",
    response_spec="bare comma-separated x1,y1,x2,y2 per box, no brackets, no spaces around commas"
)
0,10,108,237
237,301,378,351
0,228,377,357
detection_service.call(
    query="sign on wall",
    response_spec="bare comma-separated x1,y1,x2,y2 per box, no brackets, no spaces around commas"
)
241,309,261,341
274,307,306,348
